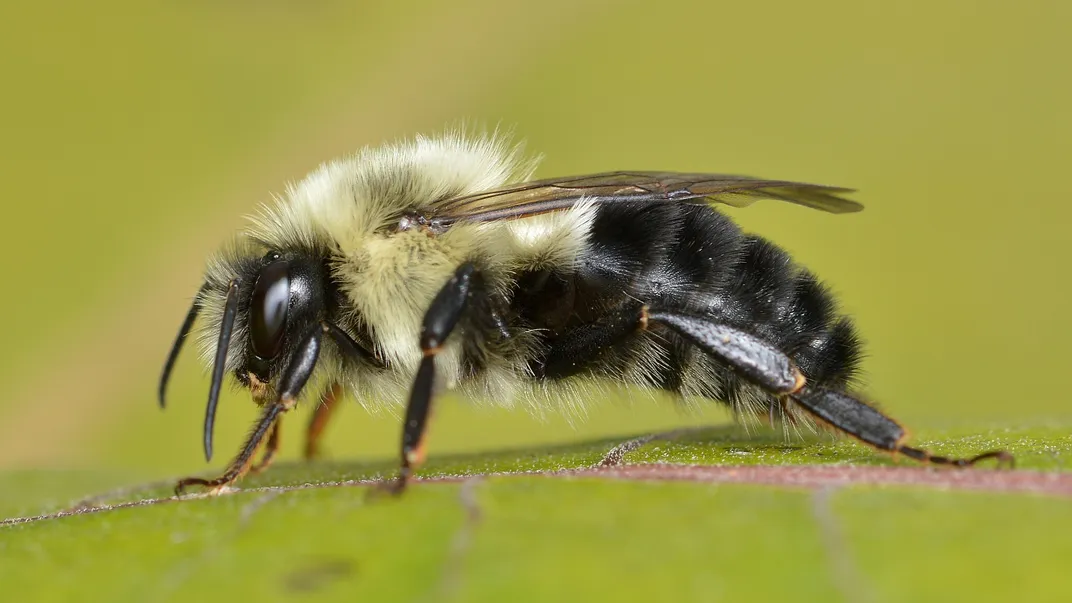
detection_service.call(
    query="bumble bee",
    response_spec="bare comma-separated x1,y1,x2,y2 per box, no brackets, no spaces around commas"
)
159,129,1011,495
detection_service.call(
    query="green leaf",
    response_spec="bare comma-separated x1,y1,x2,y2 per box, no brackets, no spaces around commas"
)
3,426,1070,602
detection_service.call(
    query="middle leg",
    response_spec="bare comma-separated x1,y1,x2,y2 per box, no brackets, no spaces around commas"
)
388,262,486,494
304,383,343,461
249,419,283,475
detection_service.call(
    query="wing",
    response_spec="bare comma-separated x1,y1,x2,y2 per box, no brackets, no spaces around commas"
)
433,171,861,225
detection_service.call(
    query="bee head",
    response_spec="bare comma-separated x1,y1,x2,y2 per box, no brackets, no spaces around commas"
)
239,249,330,401
159,243,335,461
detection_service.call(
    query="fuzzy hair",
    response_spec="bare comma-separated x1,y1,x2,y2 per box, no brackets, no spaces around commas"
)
184,127,862,448
193,128,602,416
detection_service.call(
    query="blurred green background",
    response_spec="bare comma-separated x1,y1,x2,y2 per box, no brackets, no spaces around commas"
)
0,0,1069,484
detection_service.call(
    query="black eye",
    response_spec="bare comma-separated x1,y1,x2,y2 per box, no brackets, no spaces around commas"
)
250,260,290,359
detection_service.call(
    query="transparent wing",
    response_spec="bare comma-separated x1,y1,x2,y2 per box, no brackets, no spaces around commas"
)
433,171,861,224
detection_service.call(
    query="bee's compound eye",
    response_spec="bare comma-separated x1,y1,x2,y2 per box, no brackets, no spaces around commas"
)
250,260,290,359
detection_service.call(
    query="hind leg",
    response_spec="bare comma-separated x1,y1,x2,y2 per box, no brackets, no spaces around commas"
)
540,303,1013,467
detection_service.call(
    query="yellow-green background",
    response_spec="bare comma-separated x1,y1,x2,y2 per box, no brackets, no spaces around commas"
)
2,2,1071,601
3,0,1068,476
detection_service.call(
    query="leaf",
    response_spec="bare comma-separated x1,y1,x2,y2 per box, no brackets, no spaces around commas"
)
2,426,1071,602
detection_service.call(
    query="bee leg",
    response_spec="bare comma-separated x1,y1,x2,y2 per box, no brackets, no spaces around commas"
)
542,305,1013,468
536,302,649,378
304,383,343,461
249,419,283,475
175,324,323,496
175,401,288,496
646,310,805,393
789,387,1014,468
646,309,1013,468
301,323,381,460
384,263,481,496
322,321,384,368
303,323,381,460
541,304,804,396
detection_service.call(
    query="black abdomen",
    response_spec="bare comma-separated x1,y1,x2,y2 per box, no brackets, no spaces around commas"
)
513,202,862,403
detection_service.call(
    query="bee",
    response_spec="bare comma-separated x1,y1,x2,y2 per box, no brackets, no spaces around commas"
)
159,129,1012,495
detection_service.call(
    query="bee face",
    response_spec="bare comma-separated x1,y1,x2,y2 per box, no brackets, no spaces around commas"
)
234,249,335,401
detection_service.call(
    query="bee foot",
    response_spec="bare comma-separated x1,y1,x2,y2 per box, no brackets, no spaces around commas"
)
174,477,238,497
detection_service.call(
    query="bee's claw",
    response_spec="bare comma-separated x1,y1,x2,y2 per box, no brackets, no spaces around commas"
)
174,476,235,497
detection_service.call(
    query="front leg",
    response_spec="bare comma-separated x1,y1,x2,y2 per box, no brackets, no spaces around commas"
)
248,419,283,475
175,323,323,495
388,263,482,494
